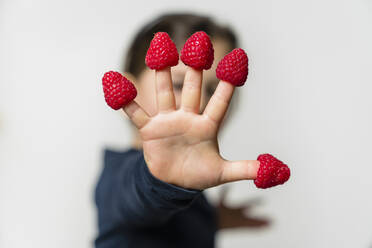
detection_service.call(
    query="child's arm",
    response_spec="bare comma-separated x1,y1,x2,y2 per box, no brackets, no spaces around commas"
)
95,149,201,230
123,67,259,190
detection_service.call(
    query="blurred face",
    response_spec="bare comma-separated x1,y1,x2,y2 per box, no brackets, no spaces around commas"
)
133,38,231,116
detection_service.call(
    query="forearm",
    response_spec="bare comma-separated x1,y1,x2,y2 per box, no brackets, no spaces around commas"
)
123,155,202,227
96,151,202,230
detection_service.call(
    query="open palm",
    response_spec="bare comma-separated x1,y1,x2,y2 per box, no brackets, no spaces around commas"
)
123,67,259,190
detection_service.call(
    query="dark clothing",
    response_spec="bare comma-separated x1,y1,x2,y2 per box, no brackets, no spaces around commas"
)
94,148,217,248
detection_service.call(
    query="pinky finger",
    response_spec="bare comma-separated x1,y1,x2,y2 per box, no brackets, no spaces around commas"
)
122,101,150,129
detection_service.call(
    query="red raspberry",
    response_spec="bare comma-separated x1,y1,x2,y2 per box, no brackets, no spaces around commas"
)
102,71,137,110
145,32,179,70
254,154,290,189
180,31,214,70
216,48,248,86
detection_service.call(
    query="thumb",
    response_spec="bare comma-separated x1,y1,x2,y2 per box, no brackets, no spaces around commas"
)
219,160,260,184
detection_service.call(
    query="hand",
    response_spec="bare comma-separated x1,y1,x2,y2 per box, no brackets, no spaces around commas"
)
217,186,271,230
123,66,259,190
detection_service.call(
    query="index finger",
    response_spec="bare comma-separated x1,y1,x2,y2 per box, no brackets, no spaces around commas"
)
203,81,235,125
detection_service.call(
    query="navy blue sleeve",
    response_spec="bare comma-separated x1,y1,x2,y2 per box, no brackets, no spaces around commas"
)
95,149,202,232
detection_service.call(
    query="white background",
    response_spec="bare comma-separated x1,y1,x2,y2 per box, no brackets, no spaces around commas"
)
1,0,372,247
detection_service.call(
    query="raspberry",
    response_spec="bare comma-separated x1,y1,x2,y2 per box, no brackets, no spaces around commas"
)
145,32,179,70
180,31,214,70
254,154,290,189
102,71,137,110
216,48,248,86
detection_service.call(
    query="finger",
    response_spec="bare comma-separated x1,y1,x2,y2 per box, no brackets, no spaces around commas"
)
239,217,270,228
203,81,234,125
122,101,150,129
155,67,176,113
181,67,203,113
219,216,270,229
220,160,260,184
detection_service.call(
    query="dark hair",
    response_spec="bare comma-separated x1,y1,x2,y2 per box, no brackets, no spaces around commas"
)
123,13,239,77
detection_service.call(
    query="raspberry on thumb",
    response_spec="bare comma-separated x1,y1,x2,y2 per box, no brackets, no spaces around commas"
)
254,154,291,189
102,71,137,110
145,32,179,70
216,48,248,86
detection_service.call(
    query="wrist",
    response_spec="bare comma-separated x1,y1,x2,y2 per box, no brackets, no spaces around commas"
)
140,154,203,199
